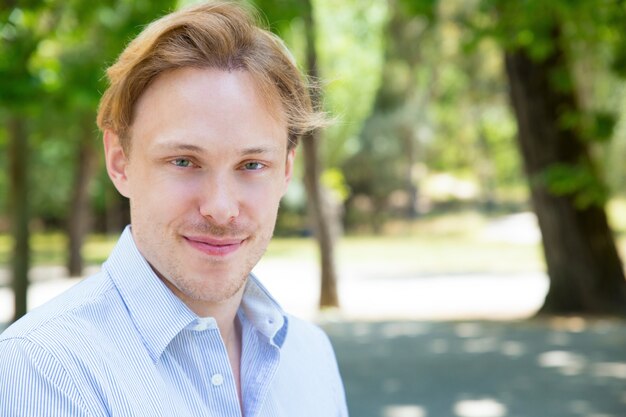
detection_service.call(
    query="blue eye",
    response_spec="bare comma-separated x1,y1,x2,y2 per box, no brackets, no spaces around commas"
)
172,158,192,168
243,162,264,170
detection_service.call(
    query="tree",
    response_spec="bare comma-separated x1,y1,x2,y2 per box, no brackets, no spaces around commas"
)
67,115,99,276
253,0,385,307
54,0,176,275
1,2,55,322
1,0,177,321
7,115,29,322
252,0,344,308
345,0,437,230
299,0,339,307
476,0,626,314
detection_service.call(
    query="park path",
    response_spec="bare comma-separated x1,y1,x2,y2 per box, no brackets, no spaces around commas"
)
323,318,626,417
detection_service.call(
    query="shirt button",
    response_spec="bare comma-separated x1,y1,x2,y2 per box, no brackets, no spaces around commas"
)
211,373,224,386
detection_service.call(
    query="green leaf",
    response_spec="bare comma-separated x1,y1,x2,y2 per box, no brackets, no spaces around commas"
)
541,162,609,208
591,111,616,142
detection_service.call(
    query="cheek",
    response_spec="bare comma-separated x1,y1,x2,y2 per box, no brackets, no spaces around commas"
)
130,172,201,216
239,180,284,219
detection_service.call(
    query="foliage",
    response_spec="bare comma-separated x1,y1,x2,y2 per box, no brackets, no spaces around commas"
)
313,0,387,167
0,0,176,231
343,0,527,230
250,0,388,235
541,162,609,209
466,0,626,206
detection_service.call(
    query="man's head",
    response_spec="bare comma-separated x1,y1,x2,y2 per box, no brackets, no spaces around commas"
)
97,0,322,153
97,1,320,316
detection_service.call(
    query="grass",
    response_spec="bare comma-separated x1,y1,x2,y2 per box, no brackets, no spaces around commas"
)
337,235,545,273
0,233,117,266
336,211,546,273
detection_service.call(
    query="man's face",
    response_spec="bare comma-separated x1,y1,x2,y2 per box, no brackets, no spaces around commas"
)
104,67,294,315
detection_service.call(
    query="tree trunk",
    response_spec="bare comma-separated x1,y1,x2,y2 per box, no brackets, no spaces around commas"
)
302,135,340,308
401,125,419,218
504,28,626,315
476,122,497,212
301,0,339,308
8,116,30,322
67,115,98,277
105,189,130,233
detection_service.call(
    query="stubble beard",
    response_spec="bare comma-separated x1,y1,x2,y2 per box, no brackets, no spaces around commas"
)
154,218,275,307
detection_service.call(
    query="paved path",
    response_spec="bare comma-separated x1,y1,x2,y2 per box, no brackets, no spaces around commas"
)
322,319,626,417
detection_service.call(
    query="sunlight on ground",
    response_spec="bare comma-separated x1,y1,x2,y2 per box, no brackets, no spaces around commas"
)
537,351,586,376
538,349,626,379
453,398,508,417
479,212,540,244
382,405,426,417
592,362,626,379
548,316,588,332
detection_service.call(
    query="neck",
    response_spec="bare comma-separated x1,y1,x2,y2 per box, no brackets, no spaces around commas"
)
195,295,242,336
158,273,246,331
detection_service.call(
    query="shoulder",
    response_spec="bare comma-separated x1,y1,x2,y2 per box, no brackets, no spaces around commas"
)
1,271,116,342
0,335,96,416
277,315,349,416
0,272,124,416
286,314,331,342
283,314,339,363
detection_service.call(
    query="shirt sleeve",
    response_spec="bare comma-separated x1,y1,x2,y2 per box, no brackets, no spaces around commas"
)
319,331,350,417
0,337,95,417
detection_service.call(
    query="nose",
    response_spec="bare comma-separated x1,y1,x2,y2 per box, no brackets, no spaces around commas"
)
198,174,239,225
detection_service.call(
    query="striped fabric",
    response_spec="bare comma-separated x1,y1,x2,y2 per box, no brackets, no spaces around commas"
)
0,227,349,417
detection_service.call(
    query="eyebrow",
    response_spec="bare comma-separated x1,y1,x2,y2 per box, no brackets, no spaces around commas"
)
240,146,281,156
153,142,282,156
154,143,204,153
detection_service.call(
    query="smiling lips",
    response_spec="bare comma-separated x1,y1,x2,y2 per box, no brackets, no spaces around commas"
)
184,236,244,256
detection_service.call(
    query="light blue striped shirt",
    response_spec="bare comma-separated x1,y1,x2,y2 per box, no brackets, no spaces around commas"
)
0,227,348,416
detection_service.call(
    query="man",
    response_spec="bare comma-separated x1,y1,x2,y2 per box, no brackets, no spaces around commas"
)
0,2,348,416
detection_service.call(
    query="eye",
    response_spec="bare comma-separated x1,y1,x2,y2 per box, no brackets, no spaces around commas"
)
242,161,265,171
171,158,193,168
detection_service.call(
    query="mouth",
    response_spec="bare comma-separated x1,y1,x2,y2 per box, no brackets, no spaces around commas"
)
183,235,245,257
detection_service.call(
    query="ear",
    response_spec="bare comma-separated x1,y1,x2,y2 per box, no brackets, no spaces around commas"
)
282,148,296,195
103,130,131,198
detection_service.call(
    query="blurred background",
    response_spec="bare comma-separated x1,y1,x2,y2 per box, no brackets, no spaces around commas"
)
1,0,626,416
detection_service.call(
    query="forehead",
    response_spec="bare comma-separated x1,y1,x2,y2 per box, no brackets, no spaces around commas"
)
129,67,287,153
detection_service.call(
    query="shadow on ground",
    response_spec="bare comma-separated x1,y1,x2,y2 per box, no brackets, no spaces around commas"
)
321,318,626,417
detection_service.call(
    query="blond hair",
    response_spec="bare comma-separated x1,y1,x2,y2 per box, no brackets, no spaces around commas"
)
96,1,323,152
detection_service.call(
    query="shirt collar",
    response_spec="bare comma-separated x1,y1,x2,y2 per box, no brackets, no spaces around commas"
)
103,226,197,363
103,226,289,361
240,274,288,348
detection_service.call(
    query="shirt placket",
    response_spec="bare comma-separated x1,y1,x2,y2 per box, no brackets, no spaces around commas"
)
189,318,243,417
